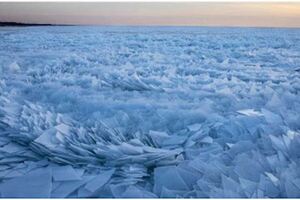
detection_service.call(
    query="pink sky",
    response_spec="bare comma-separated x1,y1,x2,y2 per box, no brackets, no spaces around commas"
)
0,2,300,27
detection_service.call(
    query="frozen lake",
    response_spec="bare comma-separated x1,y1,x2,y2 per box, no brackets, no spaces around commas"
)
0,26,300,197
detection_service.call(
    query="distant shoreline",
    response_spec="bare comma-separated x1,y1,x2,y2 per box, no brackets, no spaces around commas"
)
0,22,72,26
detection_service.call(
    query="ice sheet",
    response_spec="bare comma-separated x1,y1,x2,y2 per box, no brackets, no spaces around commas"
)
0,26,299,197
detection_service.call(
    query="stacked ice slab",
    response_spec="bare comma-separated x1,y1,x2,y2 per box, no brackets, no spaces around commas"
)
0,26,300,197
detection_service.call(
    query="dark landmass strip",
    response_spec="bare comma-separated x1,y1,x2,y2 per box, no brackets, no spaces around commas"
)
0,22,71,26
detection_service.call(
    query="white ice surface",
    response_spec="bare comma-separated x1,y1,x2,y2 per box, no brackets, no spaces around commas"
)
0,26,300,197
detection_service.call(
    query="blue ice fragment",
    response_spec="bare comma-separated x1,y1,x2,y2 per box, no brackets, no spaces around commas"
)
292,178,300,190
237,109,263,117
0,167,52,197
122,186,157,198
0,165,10,171
119,142,144,155
162,135,187,146
4,170,24,178
265,172,279,186
51,175,94,198
84,169,115,193
222,174,240,193
34,128,59,149
258,175,279,198
199,136,213,144
153,166,189,195
239,177,257,197
187,123,202,132
262,108,283,125
160,186,186,198
176,165,200,188
52,165,82,181
228,141,255,156
55,123,71,135
0,142,26,153
110,184,128,197
234,153,263,182
285,179,300,198
148,130,169,147
77,187,93,197
269,135,289,155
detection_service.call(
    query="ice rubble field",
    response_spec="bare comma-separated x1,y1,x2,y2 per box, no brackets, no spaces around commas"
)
0,26,300,198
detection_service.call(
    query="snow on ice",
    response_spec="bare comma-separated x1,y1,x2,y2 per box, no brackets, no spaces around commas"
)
0,26,300,197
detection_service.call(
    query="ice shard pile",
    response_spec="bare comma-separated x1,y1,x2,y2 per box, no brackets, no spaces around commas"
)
0,26,300,197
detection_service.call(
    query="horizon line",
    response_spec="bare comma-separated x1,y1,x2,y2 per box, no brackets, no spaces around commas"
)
1,21,300,29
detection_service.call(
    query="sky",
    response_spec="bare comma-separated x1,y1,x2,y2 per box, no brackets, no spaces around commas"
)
0,2,300,28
